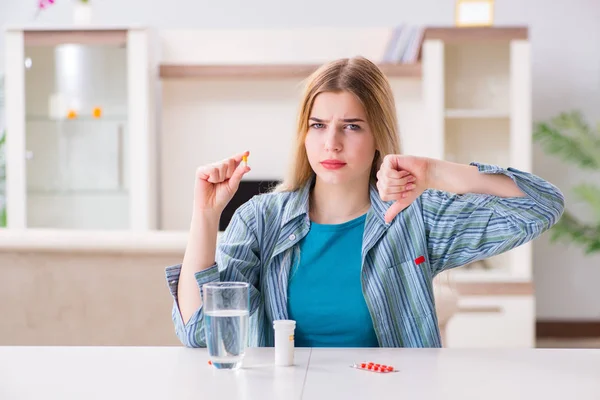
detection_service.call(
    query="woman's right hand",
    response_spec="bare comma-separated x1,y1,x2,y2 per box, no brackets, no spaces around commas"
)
193,151,251,217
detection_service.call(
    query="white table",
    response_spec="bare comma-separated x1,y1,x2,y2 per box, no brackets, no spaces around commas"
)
1,346,599,399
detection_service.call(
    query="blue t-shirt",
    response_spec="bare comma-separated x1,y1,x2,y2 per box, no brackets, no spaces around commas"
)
287,213,379,347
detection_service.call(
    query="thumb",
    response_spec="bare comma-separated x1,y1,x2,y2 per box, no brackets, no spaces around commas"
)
383,154,401,170
227,162,250,191
384,201,407,224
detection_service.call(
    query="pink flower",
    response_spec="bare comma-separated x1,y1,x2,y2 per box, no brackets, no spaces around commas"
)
38,0,55,9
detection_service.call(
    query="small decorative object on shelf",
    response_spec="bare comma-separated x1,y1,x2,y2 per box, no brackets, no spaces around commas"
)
381,24,425,64
67,109,78,119
455,0,494,27
48,93,67,119
92,107,102,118
73,0,92,25
35,0,55,19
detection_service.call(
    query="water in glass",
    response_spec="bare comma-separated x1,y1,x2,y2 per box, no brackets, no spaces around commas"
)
203,282,249,370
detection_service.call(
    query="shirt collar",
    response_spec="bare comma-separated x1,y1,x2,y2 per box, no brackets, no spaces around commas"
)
281,175,393,228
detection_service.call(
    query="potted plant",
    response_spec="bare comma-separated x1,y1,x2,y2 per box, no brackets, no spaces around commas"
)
73,0,92,25
37,0,93,25
533,110,600,254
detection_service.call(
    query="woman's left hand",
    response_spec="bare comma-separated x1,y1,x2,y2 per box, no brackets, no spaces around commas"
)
376,155,432,223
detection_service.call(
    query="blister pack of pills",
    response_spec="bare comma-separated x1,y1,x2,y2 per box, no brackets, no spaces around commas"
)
350,362,398,373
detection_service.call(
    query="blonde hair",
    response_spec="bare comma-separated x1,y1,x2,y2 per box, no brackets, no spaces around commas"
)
274,56,402,192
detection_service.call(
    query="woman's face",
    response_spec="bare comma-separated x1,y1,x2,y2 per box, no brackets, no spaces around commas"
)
304,91,376,186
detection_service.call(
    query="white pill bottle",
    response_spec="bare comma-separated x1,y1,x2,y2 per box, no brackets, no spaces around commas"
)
273,319,296,366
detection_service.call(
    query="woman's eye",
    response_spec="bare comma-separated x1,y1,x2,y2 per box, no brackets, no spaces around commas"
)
310,123,325,129
345,124,361,131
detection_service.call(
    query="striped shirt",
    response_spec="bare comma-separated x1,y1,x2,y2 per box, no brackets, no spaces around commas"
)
165,162,565,348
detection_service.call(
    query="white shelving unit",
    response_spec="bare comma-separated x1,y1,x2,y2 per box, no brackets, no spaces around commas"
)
421,27,534,347
3,27,158,230
422,27,532,284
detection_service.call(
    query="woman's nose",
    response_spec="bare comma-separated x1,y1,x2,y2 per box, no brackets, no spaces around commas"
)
324,128,342,152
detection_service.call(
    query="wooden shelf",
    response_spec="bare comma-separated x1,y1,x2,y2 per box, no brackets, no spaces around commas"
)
156,27,530,79
454,282,534,296
424,26,528,42
446,266,528,283
22,29,128,46
159,62,422,79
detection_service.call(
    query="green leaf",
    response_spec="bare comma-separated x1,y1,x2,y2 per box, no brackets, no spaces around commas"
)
558,111,600,158
585,240,600,254
533,120,600,170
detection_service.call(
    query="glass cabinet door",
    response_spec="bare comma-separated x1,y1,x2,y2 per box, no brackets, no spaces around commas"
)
24,42,129,229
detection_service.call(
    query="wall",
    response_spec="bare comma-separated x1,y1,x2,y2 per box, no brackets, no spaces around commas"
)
159,74,423,229
2,0,600,320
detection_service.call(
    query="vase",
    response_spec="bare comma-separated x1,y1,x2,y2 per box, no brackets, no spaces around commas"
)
72,2,92,25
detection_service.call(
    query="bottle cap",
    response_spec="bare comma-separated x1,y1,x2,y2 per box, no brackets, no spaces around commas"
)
273,319,296,329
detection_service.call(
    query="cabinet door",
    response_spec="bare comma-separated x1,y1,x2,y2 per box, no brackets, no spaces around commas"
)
23,36,129,229
444,295,535,348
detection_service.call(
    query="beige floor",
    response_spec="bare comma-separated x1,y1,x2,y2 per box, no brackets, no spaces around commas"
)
536,338,600,348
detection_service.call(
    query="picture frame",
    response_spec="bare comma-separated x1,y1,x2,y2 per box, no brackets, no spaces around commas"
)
455,0,494,27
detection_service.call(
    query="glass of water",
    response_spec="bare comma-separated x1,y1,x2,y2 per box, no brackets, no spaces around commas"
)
203,282,250,370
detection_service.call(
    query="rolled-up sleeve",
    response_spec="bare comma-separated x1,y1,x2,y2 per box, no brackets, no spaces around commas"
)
422,162,565,275
165,199,262,348
165,263,218,347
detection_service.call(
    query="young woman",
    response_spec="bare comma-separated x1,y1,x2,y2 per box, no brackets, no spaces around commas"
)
166,56,564,348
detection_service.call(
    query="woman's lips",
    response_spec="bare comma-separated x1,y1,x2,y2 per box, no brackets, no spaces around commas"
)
320,160,347,170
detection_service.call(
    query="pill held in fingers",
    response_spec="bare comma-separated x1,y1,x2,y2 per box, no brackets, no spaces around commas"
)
242,155,248,167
